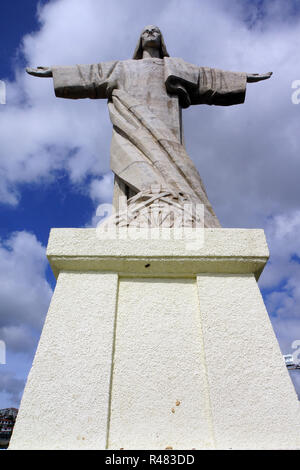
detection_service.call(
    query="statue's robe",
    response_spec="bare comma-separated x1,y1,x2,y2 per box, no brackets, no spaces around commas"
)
52,57,247,227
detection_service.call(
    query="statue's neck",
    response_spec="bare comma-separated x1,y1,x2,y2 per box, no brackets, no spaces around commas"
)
142,47,161,59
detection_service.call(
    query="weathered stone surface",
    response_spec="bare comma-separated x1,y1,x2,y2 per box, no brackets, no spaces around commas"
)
9,228,300,449
46,227,269,280
9,271,118,450
26,25,271,227
197,273,300,449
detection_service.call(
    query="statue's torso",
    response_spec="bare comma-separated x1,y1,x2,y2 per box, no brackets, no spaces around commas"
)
119,59,182,142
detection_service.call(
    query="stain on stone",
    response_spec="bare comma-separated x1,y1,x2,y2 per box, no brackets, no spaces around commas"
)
176,400,181,406
171,408,175,413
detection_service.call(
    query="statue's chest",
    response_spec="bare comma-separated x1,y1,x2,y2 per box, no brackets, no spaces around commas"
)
121,59,166,102
120,59,181,141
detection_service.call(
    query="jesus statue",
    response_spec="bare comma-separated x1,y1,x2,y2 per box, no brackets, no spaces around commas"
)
27,25,271,228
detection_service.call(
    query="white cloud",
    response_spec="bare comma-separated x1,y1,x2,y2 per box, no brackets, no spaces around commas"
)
0,231,52,350
0,371,25,407
260,210,300,293
0,325,36,355
0,231,52,406
89,172,114,204
256,210,300,397
87,172,114,227
270,315,300,399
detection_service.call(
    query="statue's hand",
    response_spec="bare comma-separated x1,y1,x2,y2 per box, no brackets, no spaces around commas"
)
26,66,53,78
247,72,272,83
106,78,119,101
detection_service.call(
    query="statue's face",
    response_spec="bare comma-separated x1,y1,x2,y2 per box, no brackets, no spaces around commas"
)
141,25,161,50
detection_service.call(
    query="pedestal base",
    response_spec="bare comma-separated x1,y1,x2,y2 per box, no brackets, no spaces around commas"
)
9,229,300,449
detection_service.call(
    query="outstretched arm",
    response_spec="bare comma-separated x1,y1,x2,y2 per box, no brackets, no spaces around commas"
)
247,72,272,83
26,67,52,77
26,62,119,100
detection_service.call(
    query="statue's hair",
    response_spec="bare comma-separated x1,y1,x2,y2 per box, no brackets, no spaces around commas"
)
133,26,170,60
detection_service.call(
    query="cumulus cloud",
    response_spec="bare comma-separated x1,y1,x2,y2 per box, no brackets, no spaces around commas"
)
257,210,300,397
260,210,300,321
260,210,300,288
0,231,52,406
89,172,114,206
87,172,114,226
0,231,52,353
0,371,25,407
271,314,300,399
261,211,300,314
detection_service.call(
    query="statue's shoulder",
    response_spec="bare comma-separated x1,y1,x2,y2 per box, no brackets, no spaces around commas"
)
164,56,198,69
163,57,200,78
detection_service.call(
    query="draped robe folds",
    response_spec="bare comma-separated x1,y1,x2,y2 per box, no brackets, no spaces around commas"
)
52,57,247,228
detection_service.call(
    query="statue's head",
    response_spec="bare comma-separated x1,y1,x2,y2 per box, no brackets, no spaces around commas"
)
133,25,169,59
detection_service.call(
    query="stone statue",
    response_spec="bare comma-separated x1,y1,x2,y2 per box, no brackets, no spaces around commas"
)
27,25,272,227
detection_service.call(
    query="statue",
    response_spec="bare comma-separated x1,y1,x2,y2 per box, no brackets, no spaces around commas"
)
27,25,272,228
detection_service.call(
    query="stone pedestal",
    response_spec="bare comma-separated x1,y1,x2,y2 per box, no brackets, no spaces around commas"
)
9,228,300,449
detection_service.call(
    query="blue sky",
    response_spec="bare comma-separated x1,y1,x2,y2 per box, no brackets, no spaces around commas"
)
0,0,95,286
0,0,300,408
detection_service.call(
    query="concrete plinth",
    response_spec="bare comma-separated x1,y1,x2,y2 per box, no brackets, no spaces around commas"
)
9,228,300,449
